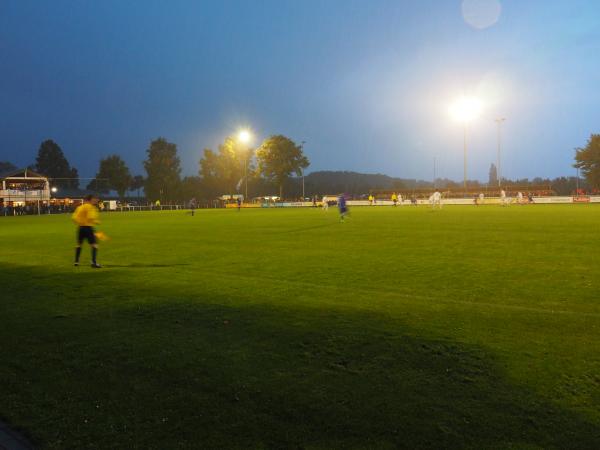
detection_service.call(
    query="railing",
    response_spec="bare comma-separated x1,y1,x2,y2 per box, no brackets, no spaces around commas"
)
0,190,50,200
1,204,186,216
109,205,184,212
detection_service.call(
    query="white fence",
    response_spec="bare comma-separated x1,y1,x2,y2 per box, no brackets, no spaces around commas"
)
0,189,50,201
344,196,600,206
106,205,184,212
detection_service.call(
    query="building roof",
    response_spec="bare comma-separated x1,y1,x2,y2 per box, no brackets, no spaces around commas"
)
0,168,48,180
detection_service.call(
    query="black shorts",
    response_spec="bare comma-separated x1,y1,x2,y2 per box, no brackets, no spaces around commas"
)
77,226,96,245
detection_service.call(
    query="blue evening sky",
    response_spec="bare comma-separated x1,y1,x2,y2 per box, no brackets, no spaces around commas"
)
1,0,599,181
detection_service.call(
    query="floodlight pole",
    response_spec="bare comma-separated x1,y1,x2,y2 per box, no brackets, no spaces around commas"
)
495,118,506,187
300,141,306,200
463,124,467,194
244,152,248,201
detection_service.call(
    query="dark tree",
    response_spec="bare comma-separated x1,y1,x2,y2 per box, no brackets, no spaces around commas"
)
143,138,181,203
256,135,309,199
198,137,252,198
90,155,132,199
35,139,79,188
574,134,600,189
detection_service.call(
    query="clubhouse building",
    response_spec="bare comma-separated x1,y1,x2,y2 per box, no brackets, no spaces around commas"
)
0,168,50,206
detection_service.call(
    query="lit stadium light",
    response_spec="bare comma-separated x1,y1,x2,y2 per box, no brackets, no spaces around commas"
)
238,129,252,144
449,96,483,123
51,187,58,193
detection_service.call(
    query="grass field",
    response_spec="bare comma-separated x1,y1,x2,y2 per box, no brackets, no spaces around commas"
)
1,205,600,449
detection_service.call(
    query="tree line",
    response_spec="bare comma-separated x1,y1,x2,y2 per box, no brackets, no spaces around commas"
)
1,133,599,201
0,135,310,202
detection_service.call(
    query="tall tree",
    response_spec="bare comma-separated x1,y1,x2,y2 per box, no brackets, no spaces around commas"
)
91,155,132,199
574,134,600,189
35,139,79,188
0,161,17,175
488,163,498,186
198,137,253,197
255,135,309,199
143,138,181,203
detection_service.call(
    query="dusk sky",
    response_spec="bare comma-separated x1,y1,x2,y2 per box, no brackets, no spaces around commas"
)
1,0,599,181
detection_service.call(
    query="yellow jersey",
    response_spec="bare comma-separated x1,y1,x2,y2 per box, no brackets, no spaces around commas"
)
72,203,100,227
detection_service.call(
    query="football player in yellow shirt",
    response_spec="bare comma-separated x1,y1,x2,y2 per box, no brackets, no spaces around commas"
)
72,194,102,268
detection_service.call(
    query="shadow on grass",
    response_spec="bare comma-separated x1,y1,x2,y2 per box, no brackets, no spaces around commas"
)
1,263,599,449
102,263,192,268
271,222,338,234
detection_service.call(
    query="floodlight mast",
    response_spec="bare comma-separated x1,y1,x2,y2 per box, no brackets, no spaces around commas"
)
237,129,253,201
463,124,467,192
449,96,482,195
495,118,506,187
300,141,306,200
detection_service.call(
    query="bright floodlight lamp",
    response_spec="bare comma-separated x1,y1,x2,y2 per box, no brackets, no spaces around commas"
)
238,129,252,144
51,187,58,193
449,96,482,123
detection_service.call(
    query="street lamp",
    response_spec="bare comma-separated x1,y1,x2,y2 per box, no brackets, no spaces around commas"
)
237,129,253,201
449,96,482,193
495,118,506,187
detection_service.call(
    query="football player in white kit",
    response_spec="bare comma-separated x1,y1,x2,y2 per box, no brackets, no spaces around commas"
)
430,190,442,209
500,189,509,206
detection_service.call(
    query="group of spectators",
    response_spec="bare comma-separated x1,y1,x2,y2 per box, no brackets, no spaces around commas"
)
0,203,73,216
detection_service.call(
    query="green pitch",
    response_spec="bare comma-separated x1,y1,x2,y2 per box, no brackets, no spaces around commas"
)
1,206,599,448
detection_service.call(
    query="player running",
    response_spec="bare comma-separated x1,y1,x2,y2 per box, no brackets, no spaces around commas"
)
391,192,398,207
338,194,349,222
72,194,102,268
322,195,329,210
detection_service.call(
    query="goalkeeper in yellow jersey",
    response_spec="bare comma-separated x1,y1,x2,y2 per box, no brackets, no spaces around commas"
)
72,194,102,268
